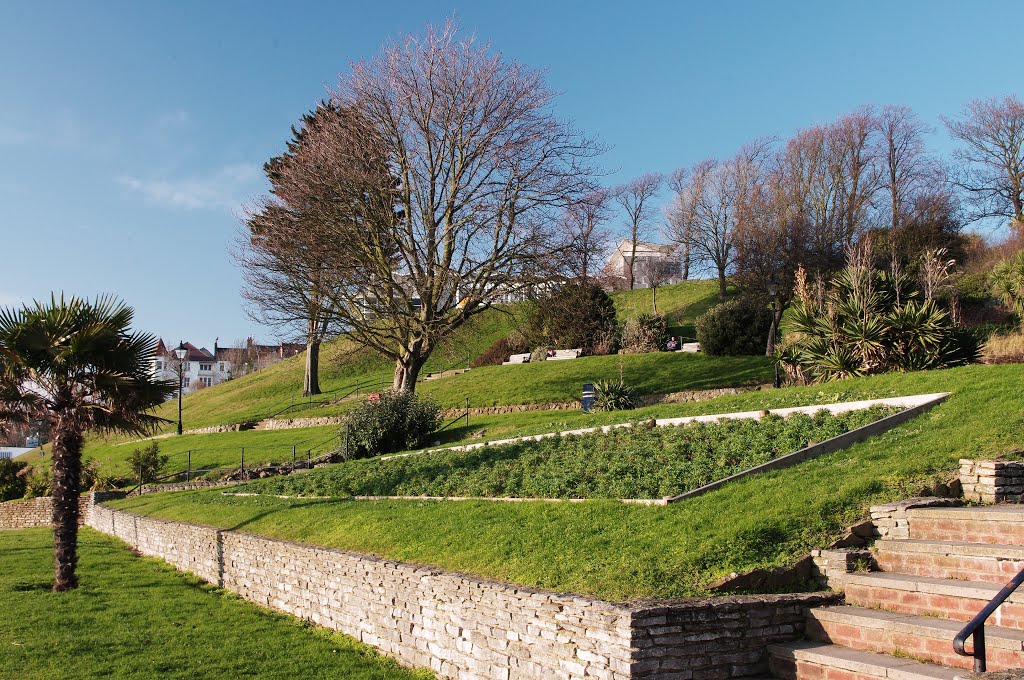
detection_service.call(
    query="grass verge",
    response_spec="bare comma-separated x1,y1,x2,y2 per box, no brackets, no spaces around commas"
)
0,528,431,679
110,364,1024,601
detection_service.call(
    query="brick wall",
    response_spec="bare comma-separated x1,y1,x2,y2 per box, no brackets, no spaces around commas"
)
960,459,1024,503
85,501,833,679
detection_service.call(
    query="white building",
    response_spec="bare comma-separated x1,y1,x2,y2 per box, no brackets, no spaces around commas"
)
603,240,683,289
152,338,304,395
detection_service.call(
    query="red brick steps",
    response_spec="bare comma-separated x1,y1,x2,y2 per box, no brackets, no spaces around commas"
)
768,641,960,679
805,605,1024,670
908,505,1024,544
874,539,1024,584
763,504,1024,679
842,572,1024,627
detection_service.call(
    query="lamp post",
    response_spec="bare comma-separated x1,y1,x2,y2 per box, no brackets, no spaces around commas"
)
174,341,188,435
766,281,781,389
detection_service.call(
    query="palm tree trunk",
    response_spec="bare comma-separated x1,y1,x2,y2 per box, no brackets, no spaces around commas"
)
51,417,84,592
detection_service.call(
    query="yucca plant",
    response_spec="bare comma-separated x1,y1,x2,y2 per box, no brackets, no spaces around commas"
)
784,260,977,384
991,250,1024,328
0,295,174,591
593,379,637,411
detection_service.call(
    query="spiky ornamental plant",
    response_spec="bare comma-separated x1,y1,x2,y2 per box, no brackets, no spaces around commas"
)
0,295,173,591
990,250,1024,328
785,259,975,383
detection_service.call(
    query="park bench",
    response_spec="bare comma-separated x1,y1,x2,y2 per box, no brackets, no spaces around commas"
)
677,342,701,353
548,348,582,360
502,353,531,365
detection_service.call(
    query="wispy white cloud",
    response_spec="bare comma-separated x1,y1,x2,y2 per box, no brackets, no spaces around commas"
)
115,163,263,212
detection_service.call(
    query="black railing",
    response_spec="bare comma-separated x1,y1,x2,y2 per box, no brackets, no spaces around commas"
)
953,566,1024,671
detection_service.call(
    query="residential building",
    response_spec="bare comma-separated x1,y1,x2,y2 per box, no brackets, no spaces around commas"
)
152,337,305,394
602,240,683,289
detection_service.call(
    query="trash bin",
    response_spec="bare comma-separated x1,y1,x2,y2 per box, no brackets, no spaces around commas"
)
582,383,595,413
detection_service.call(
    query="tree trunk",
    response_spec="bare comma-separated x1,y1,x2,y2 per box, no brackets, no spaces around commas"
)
652,286,658,314
717,268,728,299
50,416,83,592
628,241,638,290
393,350,428,393
303,341,321,397
682,244,690,280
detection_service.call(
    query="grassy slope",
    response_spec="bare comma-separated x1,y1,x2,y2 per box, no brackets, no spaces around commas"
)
142,280,724,429
80,426,345,478
611,278,724,338
67,352,768,480
53,281,737,474
112,364,1024,601
0,528,431,680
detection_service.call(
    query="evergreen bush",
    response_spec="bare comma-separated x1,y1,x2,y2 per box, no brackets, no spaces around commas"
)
696,296,773,356
620,313,668,353
526,282,618,354
344,390,442,459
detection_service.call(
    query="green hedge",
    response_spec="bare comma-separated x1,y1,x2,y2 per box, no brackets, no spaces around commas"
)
245,406,894,500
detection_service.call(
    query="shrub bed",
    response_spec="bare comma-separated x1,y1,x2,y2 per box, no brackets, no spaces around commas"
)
245,406,895,500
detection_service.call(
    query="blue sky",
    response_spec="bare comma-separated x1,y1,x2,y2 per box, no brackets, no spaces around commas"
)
1,1,1021,346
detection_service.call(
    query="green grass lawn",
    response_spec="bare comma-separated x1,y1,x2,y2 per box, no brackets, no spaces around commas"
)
57,350,769,479
611,278,724,338
110,364,1024,601
77,426,344,479
111,280,724,433
0,528,431,680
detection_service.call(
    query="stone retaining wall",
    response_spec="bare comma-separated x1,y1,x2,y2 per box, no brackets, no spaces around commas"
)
86,500,833,679
0,491,125,529
960,458,1024,503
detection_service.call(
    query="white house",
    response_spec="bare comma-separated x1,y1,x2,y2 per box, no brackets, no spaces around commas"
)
152,338,304,395
603,240,683,289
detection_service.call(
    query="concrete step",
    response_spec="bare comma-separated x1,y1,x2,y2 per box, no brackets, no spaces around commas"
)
909,505,1024,544
874,539,1024,584
842,571,1024,628
807,605,1024,670
768,641,960,679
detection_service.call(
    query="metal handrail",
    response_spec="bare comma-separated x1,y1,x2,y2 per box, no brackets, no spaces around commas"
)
953,566,1024,672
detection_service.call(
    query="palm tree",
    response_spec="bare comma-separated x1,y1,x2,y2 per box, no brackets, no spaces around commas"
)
0,295,173,591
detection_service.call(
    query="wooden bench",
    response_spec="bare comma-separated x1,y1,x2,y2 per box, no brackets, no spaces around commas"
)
677,342,701,353
548,348,582,361
502,353,531,365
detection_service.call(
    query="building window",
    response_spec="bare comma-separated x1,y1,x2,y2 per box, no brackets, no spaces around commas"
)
218,362,224,371
185,362,191,371
202,377,212,387
199,363,212,371
183,377,191,387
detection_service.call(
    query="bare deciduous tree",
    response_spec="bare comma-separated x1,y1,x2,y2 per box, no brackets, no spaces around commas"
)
636,254,677,313
614,173,663,289
943,95,1024,233
275,22,600,392
878,105,934,232
667,141,771,298
666,168,691,279
561,189,613,280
